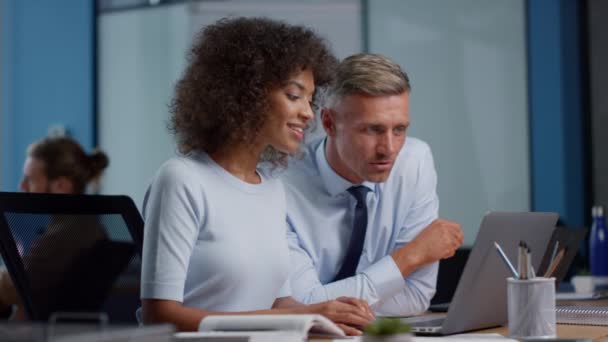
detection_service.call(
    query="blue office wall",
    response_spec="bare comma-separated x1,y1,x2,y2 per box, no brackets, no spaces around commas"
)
528,0,587,226
1,0,12,189
0,0,95,191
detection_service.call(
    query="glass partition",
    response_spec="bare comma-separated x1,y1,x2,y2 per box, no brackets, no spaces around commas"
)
97,0,362,208
98,0,530,245
368,0,530,245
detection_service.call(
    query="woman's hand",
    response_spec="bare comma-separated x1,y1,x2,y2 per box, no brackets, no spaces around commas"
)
335,296,375,321
298,297,375,336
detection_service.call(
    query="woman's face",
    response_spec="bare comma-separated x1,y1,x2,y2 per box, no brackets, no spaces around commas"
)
261,68,315,154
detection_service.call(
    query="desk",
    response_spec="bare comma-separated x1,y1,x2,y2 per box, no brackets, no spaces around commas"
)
310,325,608,341
437,299,608,340
432,298,608,340
311,299,608,341
477,324,608,341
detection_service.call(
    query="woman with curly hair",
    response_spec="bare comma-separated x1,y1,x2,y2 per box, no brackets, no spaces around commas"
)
140,17,374,333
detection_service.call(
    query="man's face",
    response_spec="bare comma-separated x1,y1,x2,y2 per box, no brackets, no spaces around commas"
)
323,92,410,183
20,157,51,193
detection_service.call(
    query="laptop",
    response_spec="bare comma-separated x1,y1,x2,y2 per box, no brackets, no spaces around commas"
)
429,226,588,312
536,226,588,283
402,211,559,335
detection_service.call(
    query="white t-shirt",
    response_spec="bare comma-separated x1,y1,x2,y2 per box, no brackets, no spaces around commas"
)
140,152,291,312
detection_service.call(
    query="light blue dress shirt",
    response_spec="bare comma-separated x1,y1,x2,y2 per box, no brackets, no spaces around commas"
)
283,137,439,316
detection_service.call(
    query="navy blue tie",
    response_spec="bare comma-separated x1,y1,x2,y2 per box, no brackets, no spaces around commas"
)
334,185,370,281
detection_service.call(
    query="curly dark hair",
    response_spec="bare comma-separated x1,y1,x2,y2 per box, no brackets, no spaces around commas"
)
169,17,337,162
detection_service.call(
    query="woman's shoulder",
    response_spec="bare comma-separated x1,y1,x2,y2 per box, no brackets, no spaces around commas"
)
153,153,214,186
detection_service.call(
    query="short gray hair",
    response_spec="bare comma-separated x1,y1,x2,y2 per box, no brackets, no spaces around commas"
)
326,53,410,106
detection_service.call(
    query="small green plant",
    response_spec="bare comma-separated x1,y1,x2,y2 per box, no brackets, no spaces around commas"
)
578,268,591,276
364,318,412,336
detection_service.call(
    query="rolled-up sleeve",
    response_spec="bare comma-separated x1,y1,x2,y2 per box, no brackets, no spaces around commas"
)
372,142,440,316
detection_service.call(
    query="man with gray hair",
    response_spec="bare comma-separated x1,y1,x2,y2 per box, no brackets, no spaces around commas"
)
283,53,464,316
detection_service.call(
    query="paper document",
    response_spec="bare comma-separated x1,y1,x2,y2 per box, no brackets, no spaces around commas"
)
556,291,608,301
175,314,345,341
175,331,303,342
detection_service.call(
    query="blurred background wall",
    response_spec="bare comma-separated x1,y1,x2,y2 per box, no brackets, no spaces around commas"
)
588,0,608,209
1,0,95,190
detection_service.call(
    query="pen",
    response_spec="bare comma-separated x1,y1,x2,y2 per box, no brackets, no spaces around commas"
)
549,241,559,267
519,241,528,279
517,241,522,277
527,246,535,278
494,241,519,278
519,241,528,280
544,248,566,278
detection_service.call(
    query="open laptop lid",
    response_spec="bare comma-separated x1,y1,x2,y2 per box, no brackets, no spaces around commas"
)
441,211,558,335
536,226,588,284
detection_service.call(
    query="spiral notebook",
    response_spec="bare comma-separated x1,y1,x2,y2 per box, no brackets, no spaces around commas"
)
556,306,608,326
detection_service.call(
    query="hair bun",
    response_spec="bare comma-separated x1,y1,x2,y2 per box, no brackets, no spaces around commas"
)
88,149,109,179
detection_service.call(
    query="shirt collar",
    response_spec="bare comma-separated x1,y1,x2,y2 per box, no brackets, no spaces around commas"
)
315,138,376,197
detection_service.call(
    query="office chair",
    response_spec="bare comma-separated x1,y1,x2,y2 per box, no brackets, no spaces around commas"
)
0,192,144,323
40,239,136,320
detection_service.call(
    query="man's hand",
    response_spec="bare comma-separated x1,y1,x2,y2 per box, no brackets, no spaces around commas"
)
297,297,374,336
391,218,463,277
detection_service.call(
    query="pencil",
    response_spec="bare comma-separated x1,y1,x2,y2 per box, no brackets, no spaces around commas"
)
494,241,519,279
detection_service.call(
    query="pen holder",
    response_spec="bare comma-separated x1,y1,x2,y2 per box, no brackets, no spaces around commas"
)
507,277,556,339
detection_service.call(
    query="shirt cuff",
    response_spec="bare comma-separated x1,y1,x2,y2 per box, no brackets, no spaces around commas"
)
361,255,405,300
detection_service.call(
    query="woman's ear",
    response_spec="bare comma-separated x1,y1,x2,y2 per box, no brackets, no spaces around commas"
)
321,108,336,136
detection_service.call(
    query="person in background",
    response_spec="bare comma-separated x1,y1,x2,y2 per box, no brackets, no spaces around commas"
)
19,136,108,194
140,17,373,334
0,136,109,318
283,53,464,316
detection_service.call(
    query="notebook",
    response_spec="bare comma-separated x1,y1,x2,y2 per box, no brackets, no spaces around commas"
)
556,306,608,326
556,290,608,301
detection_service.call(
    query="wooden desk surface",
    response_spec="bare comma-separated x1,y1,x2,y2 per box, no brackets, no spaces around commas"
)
476,324,608,341
310,325,608,341
311,298,608,341
311,299,608,341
